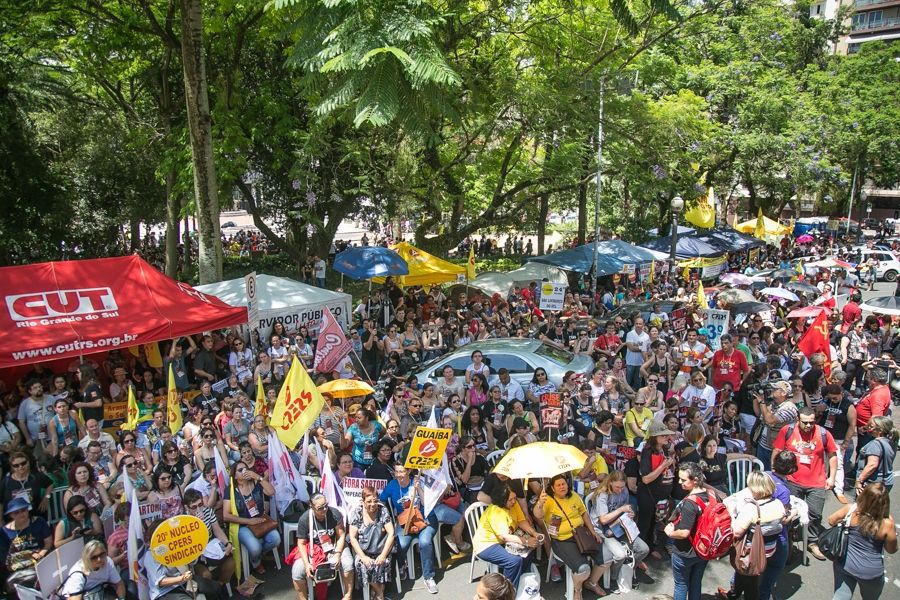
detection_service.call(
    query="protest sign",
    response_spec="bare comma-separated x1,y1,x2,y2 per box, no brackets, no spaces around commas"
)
540,392,563,430
538,283,567,311
340,477,388,511
405,427,452,470
149,515,208,567
701,309,730,351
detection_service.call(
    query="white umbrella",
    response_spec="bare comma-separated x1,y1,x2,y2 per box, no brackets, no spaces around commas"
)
760,287,800,302
720,272,752,286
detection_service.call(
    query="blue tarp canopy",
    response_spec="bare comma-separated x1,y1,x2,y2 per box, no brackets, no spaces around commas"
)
333,246,409,279
639,235,724,259
692,228,766,252
594,240,662,264
647,225,696,237
528,244,624,275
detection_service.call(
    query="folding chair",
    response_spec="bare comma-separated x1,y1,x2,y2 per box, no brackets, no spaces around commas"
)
546,549,575,600
46,486,68,526
14,584,43,600
726,457,764,495
240,541,281,583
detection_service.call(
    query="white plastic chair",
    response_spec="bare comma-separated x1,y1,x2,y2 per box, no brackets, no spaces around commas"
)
546,549,575,600
282,475,319,556
485,450,505,467
240,541,281,583
726,457,764,495
463,501,498,582
14,584,43,600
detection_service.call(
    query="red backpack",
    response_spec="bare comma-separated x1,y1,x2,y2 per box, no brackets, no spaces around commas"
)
680,492,734,560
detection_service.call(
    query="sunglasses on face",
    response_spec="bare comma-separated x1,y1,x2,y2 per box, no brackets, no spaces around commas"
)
465,444,476,449
12,462,27,469
71,508,86,515
90,552,107,560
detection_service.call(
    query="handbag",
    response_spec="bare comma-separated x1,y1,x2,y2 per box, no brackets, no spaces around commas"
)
358,518,387,558
551,496,600,556
819,505,856,562
441,489,462,510
248,514,278,538
731,501,767,576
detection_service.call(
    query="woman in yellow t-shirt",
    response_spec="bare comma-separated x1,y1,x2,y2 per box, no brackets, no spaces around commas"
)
473,481,542,588
534,474,608,599
624,401,653,447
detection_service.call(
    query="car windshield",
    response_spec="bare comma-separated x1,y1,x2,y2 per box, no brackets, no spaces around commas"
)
534,343,574,365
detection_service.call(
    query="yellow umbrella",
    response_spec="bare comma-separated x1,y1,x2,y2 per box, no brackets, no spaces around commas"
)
316,378,376,399
492,442,587,480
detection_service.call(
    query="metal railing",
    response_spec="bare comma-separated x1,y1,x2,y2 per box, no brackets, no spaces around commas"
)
852,16,900,30
855,0,895,7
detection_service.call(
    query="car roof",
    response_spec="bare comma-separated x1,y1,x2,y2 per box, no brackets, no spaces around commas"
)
448,338,540,353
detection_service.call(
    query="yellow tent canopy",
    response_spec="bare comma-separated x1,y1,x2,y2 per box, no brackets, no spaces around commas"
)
735,214,792,237
371,241,466,287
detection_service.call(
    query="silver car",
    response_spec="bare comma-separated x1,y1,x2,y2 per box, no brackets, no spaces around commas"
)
411,338,595,387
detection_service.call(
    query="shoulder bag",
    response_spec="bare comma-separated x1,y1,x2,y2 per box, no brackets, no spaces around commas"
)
731,501,767,576
551,496,599,556
248,514,278,538
818,504,856,562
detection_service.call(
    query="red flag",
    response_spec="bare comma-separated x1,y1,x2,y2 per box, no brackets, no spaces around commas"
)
313,307,351,373
797,311,831,376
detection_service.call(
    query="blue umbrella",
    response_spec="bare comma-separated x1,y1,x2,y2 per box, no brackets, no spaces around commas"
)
332,246,409,280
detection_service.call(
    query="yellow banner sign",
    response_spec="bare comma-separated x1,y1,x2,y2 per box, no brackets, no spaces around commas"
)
149,515,208,567
404,427,452,470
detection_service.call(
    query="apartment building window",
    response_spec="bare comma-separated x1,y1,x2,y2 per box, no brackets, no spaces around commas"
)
853,10,883,29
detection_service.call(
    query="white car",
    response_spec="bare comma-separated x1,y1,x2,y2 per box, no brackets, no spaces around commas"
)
858,249,900,282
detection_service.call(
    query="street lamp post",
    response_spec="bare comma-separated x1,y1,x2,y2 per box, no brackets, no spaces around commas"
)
859,189,868,242
668,196,684,281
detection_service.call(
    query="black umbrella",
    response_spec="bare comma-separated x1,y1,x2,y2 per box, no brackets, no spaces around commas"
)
859,296,900,316
785,281,819,295
730,301,772,315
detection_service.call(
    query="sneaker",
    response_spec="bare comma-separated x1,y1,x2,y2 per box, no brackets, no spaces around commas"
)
459,540,472,552
444,536,461,554
550,564,563,583
424,578,439,594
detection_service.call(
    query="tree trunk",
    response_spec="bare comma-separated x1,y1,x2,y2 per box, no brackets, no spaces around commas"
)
130,220,141,252
165,169,180,278
180,0,222,283
536,136,555,255
576,138,592,245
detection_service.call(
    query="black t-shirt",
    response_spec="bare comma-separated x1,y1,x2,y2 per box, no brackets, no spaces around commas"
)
481,472,526,500
80,383,105,423
672,443,701,501
735,387,755,416
699,453,728,489
193,350,218,383
297,507,342,548
365,460,394,482
480,401,508,434
361,330,378,361
0,473,53,517
639,450,674,500
624,457,640,485
193,393,219,415
670,493,710,558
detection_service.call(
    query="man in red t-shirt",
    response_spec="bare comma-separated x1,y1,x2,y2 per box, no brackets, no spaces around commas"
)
856,367,892,448
710,334,749,391
840,292,862,334
773,407,837,561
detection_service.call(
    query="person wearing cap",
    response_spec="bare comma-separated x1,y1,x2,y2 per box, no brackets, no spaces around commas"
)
636,421,678,559
752,380,798,471
0,497,54,592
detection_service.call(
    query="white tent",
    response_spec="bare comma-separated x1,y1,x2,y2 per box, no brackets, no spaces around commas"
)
507,263,569,287
195,274,352,339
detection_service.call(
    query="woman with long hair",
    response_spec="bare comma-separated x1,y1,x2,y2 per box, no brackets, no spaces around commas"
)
148,469,185,520
827,482,897,600
153,440,193,491
223,461,279,575
473,572,516,600
589,471,650,586
461,405,495,455
54,495,103,548
467,372,490,408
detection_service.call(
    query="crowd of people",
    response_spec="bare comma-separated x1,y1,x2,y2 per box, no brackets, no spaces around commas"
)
1,232,899,600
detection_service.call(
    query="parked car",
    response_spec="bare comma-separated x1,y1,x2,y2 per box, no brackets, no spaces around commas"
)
604,300,685,325
411,338,594,387
857,249,900,282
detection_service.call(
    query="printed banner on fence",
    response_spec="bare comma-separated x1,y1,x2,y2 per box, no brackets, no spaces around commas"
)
340,477,389,511
405,426,452,470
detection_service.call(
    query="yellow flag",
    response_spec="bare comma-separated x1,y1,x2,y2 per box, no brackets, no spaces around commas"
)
128,343,164,368
229,478,241,581
466,244,476,280
682,266,691,282
254,374,268,420
121,385,139,431
754,208,766,241
270,357,325,450
647,260,655,285
166,363,183,434
684,187,716,229
697,281,709,309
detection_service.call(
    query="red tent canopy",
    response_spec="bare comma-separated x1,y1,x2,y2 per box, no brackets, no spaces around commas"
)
0,255,247,369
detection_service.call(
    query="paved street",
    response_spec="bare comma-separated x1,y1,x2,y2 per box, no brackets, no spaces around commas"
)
247,282,900,600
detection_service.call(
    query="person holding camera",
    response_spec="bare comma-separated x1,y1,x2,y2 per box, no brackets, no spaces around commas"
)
292,493,355,600
752,380,797,471
772,407,838,561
